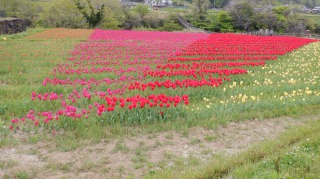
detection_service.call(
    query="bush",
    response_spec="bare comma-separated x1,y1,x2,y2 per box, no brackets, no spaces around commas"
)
143,13,165,29
158,20,183,32
132,26,156,31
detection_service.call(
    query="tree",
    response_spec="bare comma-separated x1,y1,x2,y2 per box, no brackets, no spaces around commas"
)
144,12,165,29
99,13,120,29
192,0,210,21
254,11,277,30
287,14,306,33
158,16,183,31
39,0,85,28
272,6,291,17
0,0,22,17
19,1,43,25
99,0,125,29
0,0,41,24
213,0,231,8
272,6,290,33
228,2,255,31
215,10,233,32
74,0,105,28
133,4,149,19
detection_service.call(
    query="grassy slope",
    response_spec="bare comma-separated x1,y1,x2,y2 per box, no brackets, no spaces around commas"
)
147,118,320,178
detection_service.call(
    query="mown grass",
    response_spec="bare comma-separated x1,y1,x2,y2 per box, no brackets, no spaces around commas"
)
0,28,45,40
146,118,320,178
0,29,319,149
300,13,320,25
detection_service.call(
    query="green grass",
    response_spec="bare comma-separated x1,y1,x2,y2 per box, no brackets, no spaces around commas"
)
300,13,320,25
146,119,320,178
0,28,45,40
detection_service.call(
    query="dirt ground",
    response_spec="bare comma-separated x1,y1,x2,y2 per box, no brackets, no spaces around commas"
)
0,115,317,179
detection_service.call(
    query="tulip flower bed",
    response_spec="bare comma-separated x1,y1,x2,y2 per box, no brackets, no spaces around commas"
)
2,29,319,132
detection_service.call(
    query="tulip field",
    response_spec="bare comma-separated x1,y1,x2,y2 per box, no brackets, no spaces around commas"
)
1,28,320,133
1,28,320,178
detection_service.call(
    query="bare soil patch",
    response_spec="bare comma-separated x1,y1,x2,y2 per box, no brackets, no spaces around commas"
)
26,28,94,40
0,115,317,178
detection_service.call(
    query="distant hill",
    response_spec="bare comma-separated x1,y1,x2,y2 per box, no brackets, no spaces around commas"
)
228,0,320,8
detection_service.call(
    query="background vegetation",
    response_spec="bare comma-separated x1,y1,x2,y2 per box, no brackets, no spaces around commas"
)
1,0,320,33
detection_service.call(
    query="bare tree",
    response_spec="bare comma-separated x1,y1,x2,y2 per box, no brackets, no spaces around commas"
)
192,0,210,21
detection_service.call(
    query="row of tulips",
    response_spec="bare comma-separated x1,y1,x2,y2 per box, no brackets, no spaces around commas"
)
98,94,189,115
156,61,266,70
169,55,277,61
53,66,152,76
42,76,141,87
127,78,228,91
144,68,247,78
11,92,189,128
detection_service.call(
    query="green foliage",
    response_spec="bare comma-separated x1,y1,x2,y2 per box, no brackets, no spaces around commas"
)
143,12,165,29
158,19,183,31
275,13,289,32
287,13,307,33
123,12,142,29
192,0,210,21
314,23,320,34
39,0,85,28
99,14,121,29
74,0,105,28
98,0,125,30
214,10,234,32
222,2,318,33
15,170,30,179
0,0,21,17
229,2,256,31
254,11,277,29
213,0,231,8
0,0,43,25
160,14,185,31
192,20,211,29
273,6,291,17
133,4,150,19
121,4,150,29
133,26,157,31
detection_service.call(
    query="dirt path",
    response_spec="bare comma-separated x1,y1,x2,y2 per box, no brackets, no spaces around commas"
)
1,115,318,179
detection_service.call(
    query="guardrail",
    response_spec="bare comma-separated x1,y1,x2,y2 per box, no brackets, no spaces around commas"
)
177,14,209,33
177,14,196,29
